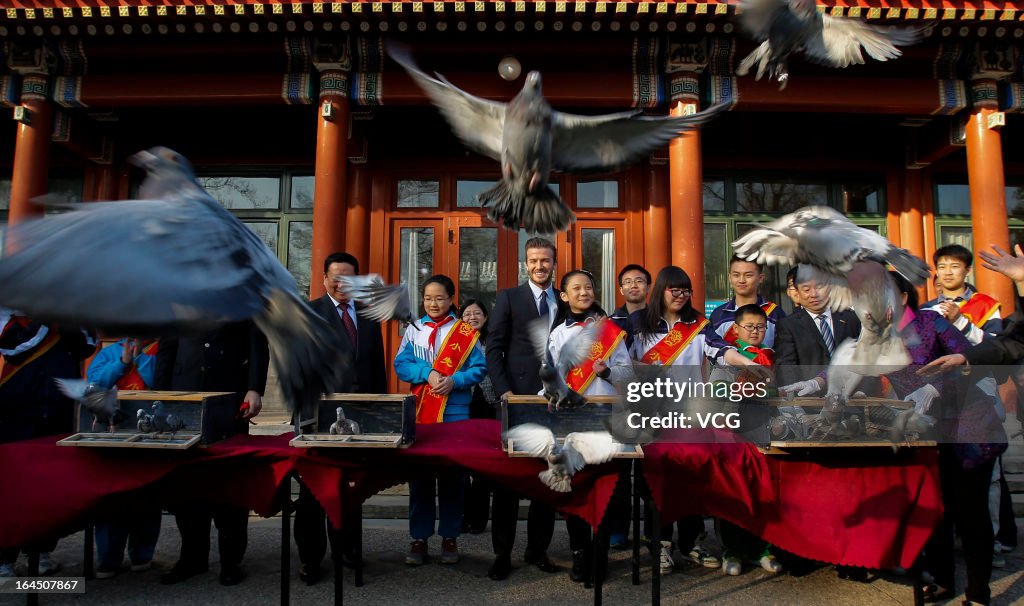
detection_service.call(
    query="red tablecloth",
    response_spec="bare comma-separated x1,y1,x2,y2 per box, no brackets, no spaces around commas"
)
0,420,942,570
642,429,943,569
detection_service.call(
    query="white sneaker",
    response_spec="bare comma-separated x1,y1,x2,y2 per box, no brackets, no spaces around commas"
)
688,546,721,568
722,557,742,576
759,554,784,573
995,540,1014,554
0,563,16,578
38,553,61,576
658,541,674,575
992,544,1006,569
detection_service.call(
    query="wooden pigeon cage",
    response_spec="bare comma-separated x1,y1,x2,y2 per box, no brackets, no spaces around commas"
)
289,394,416,449
58,391,242,450
501,395,643,458
758,397,938,455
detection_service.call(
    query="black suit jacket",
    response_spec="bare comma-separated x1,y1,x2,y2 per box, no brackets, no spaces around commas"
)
309,294,384,394
486,282,567,396
774,308,861,386
154,320,270,396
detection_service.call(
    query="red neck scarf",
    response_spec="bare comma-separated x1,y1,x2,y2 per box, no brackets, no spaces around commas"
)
425,315,454,351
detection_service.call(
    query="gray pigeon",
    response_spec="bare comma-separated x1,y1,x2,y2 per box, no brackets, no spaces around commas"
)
338,274,420,330
150,401,185,436
389,43,730,234
136,408,154,434
505,423,620,493
528,318,598,412
55,378,124,432
329,406,361,436
0,147,350,420
736,0,926,89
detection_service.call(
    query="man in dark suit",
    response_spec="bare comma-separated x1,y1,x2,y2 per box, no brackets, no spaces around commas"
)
486,237,566,581
294,252,374,584
774,266,861,393
154,321,269,586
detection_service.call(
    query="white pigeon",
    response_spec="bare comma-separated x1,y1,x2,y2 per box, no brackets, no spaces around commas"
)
528,318,598,412
55,378,124,433
338,274,420,330
136,408,154,434
505,423,620,493
329,406,361,435
0,147,351,420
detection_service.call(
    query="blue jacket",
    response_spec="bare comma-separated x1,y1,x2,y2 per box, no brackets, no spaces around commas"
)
393,313,486,420
87,339,157,389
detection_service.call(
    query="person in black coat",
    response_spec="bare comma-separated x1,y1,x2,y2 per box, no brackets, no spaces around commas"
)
486,238,567,581
154,320,269,587
293,252,372,585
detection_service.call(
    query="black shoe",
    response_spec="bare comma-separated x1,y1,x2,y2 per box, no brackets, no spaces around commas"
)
219,566,246,586
299,564,321,586
488,555,512,581
922,583,955,603
836,566,870,583
570,549,591,583
159,561,208,585
524,551,559,573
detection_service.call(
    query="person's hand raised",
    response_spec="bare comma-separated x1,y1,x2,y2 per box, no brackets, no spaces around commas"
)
980,244,1024,283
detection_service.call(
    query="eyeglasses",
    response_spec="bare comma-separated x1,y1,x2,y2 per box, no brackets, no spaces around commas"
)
665,288,692,298
621,278,647,287
737,324,767,333
462,311,484,318
423,296,450,304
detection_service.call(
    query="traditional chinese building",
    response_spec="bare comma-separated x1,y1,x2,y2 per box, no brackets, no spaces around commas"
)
1,1,1022,391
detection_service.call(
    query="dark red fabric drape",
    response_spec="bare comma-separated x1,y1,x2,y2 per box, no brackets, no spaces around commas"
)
0,420,941,569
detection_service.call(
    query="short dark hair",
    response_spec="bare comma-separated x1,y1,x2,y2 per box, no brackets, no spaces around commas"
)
324,252,360,274
785,266,800,288
730,255,763,273
890,271,919,311
617,264,651,286
524,237,557,263
734,303,768,324
422,274,457,316
933,244,973,268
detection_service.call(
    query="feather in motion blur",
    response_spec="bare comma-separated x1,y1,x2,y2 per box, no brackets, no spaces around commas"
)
505,423,620,492
528,318,597,412
338,274,420,330
733,206,930,426
0,147,350,419
736,0,927,89
389,43,730,234
55,379,124,433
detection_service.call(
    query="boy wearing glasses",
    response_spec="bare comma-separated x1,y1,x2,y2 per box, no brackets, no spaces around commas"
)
710,257,785,349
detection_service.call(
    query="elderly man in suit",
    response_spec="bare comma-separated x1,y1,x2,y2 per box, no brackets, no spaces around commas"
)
294,252,373,585
154,321,269,586
486,237,566,581
774,266,861,394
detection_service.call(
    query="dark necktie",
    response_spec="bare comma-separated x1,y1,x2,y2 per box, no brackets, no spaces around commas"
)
340,305,358,350
817,314,835,355
538,290,550,324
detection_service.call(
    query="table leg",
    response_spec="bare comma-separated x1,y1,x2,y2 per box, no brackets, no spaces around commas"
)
354,506,364,587
592,524,606,606
26,551,39,606
83,523,94,580
631,460,640,586
280,484,291,606
334,524,343,606
651,507,661,606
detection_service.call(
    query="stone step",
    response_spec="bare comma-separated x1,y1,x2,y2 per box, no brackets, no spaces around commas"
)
1004,457,1024,475
1015,494,1024,517
1007,473,1024,494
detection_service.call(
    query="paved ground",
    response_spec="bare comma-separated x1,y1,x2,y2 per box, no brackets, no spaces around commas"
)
3,516,1023,606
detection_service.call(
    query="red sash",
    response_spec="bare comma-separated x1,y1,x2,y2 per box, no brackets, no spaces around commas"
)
411,319,480,424
565,319,627,394
723,301,776,345
115,340,159,390
959,293,1000,329
0,328,60,388
640,318,708,366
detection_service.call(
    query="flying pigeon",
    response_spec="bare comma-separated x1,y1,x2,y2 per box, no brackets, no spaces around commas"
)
136,408,154,434
505,423,620,493
389,43,730,234
528,318,598,412
150,401,185,436
338,274,420,330
329,406,361,435
736,0,927,89
55,378,125,432
0,147,351,420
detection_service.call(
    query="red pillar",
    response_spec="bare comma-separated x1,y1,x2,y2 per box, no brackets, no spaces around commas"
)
668,87,706,312
965,79,1012,309
309,68,351,299
345,163,371,270
645,164,671,274
8,78,53,226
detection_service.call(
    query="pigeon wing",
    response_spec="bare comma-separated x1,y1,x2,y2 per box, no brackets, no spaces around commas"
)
505,423,556,457
527,317,553,363
345,278,411,323
804,16,924,68
563,431,619,473
54,378,89,400
737,0,789,40
555,323,599,379
0,197,270,336
389,43,506,161
731,224,802,267
549,103,730,173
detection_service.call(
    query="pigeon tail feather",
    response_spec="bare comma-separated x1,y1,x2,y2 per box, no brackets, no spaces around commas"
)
538,470,573,493
886,246,931,286
482,181,573,234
